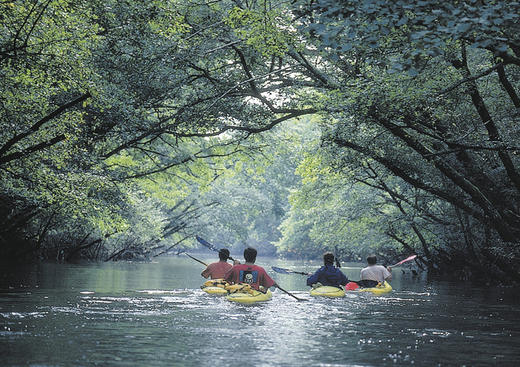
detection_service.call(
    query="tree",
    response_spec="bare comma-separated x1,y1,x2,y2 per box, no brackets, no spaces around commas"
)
2,0,520,283
0,0,316,263
287,0,520,280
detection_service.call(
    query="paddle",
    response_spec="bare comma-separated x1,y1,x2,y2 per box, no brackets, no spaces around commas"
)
195,236,236,262
388,254,417,268
271,266,310,276
274,284,307,301
183,253,208,267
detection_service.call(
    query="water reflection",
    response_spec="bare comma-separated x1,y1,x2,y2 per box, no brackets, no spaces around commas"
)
1,256,520,366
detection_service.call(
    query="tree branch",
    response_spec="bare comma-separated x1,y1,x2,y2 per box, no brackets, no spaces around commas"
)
0,92,91,160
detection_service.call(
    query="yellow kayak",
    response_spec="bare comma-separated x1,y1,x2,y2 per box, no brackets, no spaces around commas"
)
356,281,392,295
201,279,229,295
202,286,228,295
225,283,272,304
310,286,345,298
226,289,272,304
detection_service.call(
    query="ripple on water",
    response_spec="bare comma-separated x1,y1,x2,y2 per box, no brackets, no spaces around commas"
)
0,311,47,319
137,289,191,295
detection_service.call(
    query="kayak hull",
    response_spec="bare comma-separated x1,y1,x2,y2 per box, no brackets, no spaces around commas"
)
355,281,392,294
226,289,272,304
201,279,229,295
202,286,228,295
310,286,345,298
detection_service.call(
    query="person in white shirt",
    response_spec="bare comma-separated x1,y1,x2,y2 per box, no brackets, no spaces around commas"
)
359,255,392,287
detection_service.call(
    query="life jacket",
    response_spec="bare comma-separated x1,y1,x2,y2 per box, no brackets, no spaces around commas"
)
225,283,254,295
201,278,228,289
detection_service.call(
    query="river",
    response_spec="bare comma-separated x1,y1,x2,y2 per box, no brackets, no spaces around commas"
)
1,256,520,366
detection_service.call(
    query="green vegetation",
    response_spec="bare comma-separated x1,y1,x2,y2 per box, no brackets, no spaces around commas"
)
1,0,519,283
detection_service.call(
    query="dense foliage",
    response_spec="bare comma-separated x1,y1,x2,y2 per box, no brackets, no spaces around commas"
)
284,0,520,281
1,0,519,282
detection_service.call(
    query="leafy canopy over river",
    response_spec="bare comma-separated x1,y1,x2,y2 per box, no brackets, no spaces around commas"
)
1,0,520,283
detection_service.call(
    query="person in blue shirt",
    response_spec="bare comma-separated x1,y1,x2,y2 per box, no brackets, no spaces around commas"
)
307,252,349,288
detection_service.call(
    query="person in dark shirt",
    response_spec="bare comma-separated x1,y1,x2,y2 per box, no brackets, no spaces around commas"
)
307,252,348,288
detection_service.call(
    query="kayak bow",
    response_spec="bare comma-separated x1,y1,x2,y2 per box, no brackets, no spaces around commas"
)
310,285,345,298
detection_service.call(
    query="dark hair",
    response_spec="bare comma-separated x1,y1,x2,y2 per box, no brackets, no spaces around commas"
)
244,247,257,263
218,248,230,261
367,255,377,265
323,252,335,265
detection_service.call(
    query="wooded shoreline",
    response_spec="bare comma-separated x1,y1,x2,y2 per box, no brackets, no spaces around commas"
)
2,1,520,284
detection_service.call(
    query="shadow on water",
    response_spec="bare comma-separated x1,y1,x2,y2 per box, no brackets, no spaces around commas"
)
1,256,520,366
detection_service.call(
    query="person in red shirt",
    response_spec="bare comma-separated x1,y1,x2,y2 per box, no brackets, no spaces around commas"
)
224,247,277,292
201,248,234,279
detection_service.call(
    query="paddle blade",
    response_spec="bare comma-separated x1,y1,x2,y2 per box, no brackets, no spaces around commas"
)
271,266,310,276
345,282,359,291
195,236,236,262
271,266,292,274
196,236,218,251
391,255,417,267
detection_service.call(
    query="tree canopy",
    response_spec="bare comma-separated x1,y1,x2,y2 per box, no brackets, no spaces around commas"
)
1,0,519,282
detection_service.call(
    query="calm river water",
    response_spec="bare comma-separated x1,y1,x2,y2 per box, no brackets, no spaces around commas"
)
1,256,520,366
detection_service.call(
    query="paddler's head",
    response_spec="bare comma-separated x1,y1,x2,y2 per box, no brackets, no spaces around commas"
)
367,255,377,265
323,252,335,266
218,248,230,261
243,247,257,263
